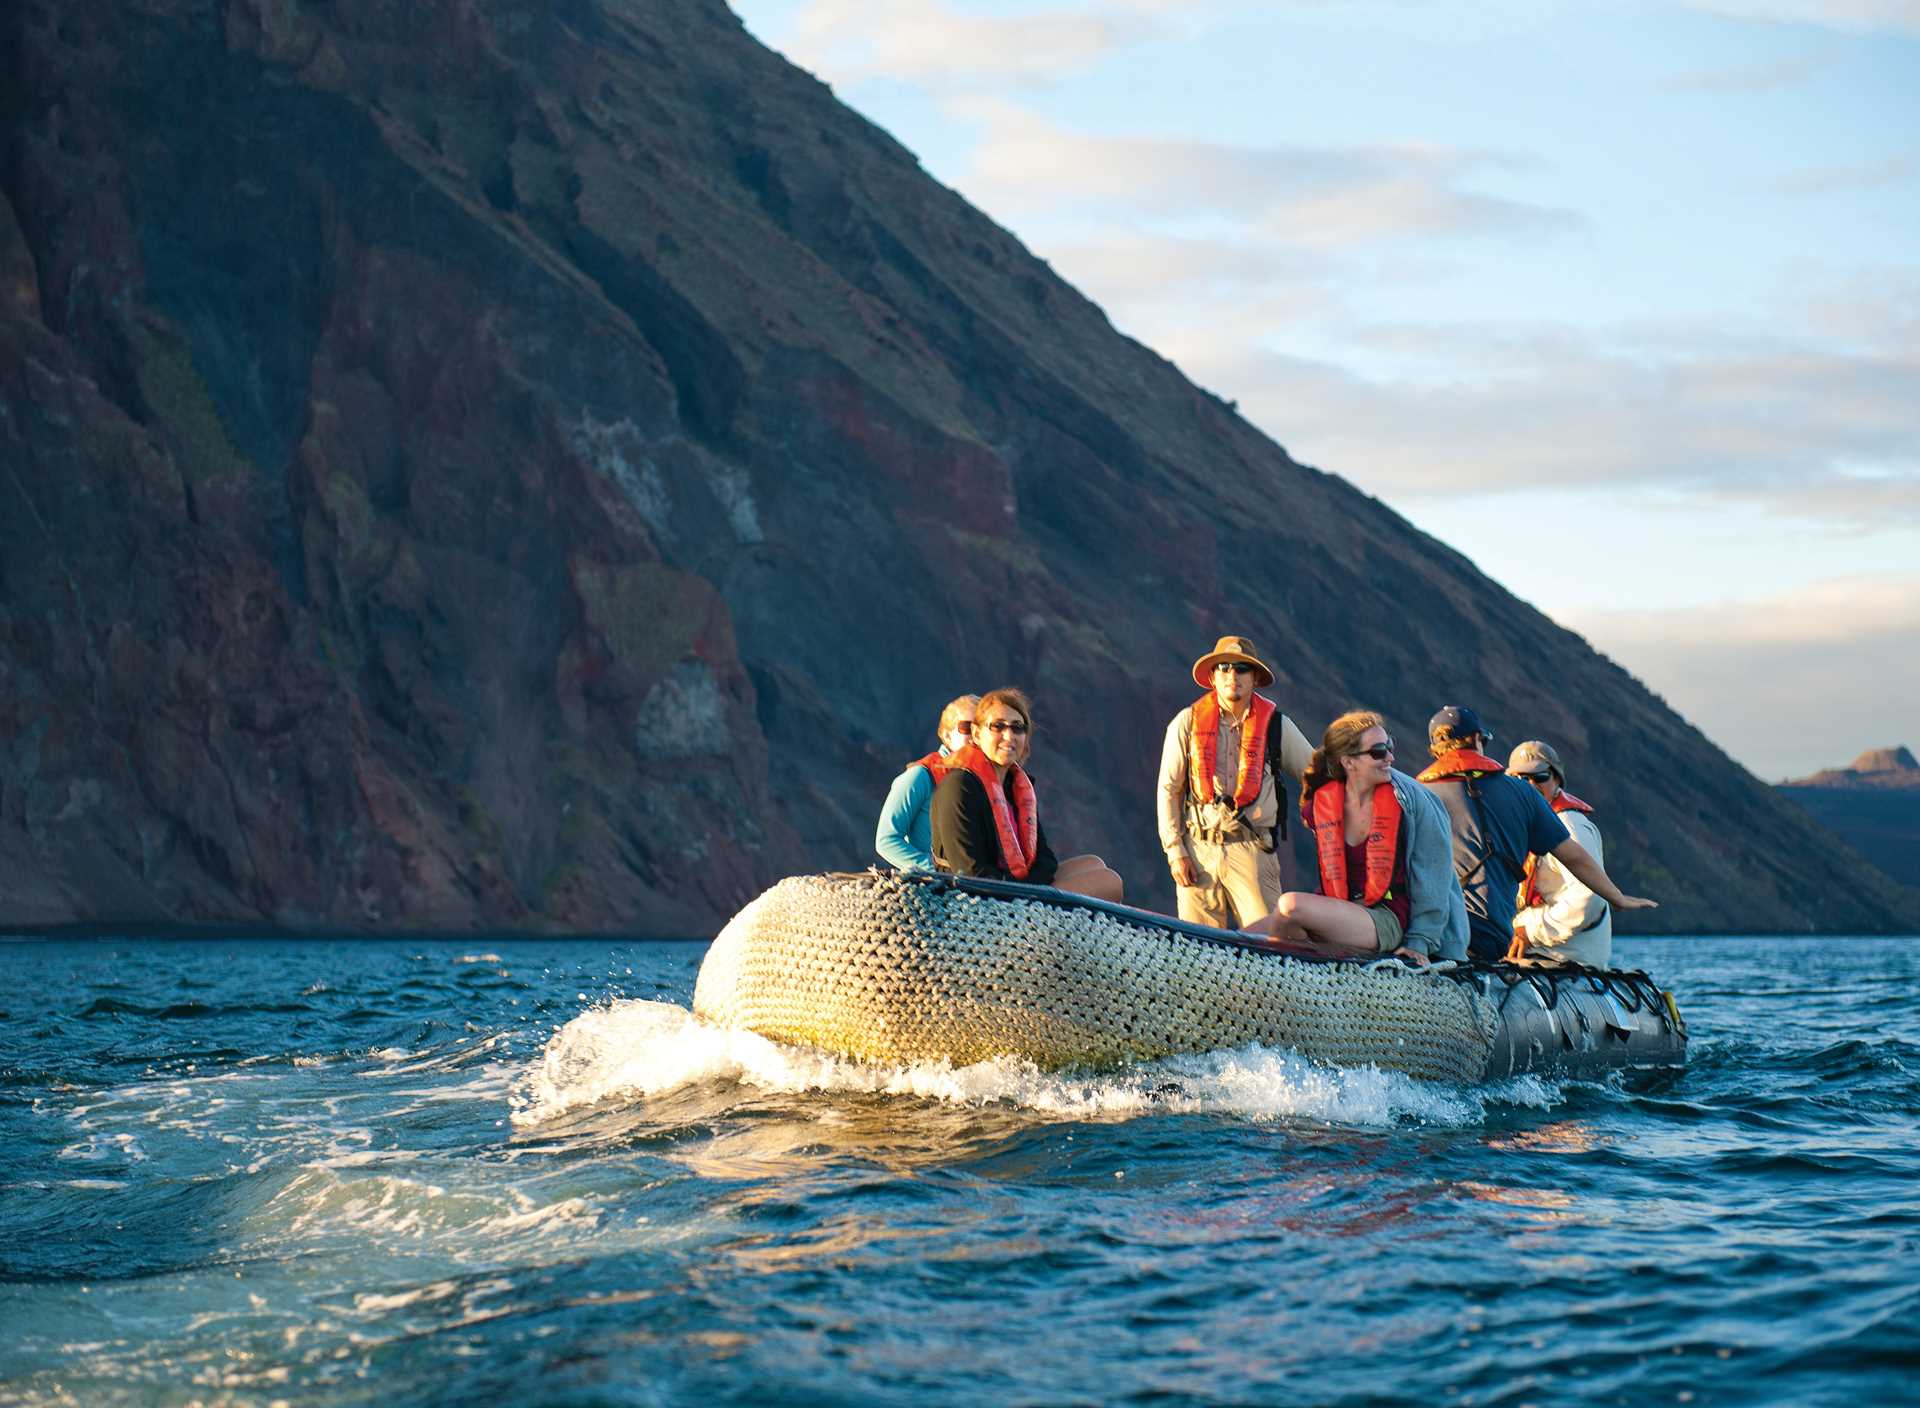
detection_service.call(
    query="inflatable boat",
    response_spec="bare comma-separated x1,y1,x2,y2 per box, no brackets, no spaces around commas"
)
693,871,1687,1084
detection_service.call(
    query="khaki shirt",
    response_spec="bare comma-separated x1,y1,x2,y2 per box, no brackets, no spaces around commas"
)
1157,702,1314,860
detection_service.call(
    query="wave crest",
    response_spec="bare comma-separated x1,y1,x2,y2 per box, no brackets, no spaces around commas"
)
511,999,1559,1129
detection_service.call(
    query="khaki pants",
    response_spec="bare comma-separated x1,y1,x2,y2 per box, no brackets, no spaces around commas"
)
1176,832,1283,929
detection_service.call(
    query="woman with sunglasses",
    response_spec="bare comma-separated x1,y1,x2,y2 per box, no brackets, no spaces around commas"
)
1248,710,1467,962
930,687,1124,900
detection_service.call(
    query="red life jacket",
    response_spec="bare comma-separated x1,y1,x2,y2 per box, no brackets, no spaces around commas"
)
1190,692,1277,808
1416,748,1507,783
1520,790,1596,907
1311,779,1402,907
949,742,1039,880
912,751,951,787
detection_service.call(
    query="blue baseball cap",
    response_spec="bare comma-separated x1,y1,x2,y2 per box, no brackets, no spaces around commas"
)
1428,704,1492,744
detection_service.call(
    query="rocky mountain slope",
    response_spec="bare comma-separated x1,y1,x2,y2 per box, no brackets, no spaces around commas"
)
1779,748,1920,893
2,0,1911,934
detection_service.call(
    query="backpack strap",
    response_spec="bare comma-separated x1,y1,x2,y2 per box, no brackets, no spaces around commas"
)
1265,710,1291,842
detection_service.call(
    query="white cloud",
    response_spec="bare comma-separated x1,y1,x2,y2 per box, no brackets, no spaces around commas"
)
1557,574,1920,779
950,102,1919,528
1065,251,1920,523
1574,573,1920,646
1033,233,1350,338
1652,54,1825,90
1774,153,1917,192
777,0,1179,86
951,98,1577,244
1186,330,1920,520
1680,0,1920,36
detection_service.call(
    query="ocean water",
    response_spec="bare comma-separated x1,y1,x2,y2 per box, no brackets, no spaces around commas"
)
2,934,1916,1407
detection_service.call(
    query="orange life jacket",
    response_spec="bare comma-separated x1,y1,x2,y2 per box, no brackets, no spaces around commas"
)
1311,779,1402,907
1190,692,1277,809
1416,748,1507,783
1520,790,1596,907
950,742,1039,880
912,750,951,788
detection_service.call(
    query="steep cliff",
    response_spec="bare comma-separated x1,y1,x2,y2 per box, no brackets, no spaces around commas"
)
2,0,1909,934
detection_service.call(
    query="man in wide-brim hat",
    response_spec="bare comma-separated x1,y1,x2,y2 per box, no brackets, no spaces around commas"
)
1156,635,1314,928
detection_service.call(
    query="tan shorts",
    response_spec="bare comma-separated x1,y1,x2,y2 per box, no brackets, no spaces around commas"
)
1367,905,1405,954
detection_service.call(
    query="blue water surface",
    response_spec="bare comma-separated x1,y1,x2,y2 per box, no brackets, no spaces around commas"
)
2,934,1917,1407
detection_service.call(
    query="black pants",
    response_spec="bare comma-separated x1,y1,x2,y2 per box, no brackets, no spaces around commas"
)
1467,925,1509,962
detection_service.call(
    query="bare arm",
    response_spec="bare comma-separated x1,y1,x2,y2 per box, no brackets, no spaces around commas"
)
1549,837,1657,910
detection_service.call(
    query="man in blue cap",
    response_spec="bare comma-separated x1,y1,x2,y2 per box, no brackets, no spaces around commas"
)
1418,705,1655,961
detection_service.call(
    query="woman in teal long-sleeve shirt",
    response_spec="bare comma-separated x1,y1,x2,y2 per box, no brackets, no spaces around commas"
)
875,694,977,871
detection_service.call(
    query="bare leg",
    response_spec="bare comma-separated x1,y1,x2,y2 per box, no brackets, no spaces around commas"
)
1055,854,1125,904
1247,891,1380,955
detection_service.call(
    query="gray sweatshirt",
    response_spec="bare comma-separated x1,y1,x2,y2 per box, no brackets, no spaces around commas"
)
1389,768,1471,961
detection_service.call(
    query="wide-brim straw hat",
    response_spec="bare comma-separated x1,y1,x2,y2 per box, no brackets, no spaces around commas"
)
1191,635,1274,689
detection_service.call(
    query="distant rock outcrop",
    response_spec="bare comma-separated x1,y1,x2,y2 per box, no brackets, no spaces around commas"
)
1779,747,1920,893
2,0,1912,934
1784,747,1920,790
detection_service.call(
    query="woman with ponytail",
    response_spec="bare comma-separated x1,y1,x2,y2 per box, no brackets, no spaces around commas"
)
1249,710,1467,962
930,687,1123,901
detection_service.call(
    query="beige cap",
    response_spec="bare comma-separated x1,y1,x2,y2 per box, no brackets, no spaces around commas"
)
1507,739,1565,782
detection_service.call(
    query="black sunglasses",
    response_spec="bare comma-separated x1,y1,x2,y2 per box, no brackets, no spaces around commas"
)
981,719,1030,735
1519,771,1553,784
1214,662,1256,676
1354,741,1394,760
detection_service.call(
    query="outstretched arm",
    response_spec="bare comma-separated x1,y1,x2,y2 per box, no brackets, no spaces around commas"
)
1549,837,1657,911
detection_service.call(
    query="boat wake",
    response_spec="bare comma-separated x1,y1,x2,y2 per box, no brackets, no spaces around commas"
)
511,998,1563,1130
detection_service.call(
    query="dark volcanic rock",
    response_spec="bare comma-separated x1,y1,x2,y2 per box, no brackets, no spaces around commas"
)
1,0,1911,934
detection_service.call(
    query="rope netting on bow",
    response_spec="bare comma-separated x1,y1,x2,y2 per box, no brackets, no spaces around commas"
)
695,872,1500,1082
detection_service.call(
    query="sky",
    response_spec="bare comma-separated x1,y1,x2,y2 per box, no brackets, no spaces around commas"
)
729,0,1919,781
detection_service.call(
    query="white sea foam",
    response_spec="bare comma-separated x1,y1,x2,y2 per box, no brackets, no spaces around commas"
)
265,1168,603,1247
511,999,1559,1129
353,1280,461,1313
57,1132,147,1163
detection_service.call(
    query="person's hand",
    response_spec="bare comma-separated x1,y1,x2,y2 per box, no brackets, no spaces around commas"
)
1614,895,1658,910
1170,855,1197,888
1391,946,1430,965
1504,934,1529,962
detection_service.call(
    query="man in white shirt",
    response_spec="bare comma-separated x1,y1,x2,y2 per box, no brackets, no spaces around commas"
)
1507,739,1614,968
